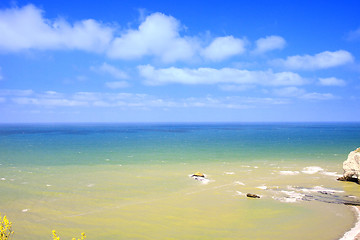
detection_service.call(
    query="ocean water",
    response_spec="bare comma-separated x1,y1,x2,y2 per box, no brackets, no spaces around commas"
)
0,123,360,239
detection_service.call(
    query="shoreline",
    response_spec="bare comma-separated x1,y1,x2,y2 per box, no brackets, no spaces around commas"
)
339,206,360,240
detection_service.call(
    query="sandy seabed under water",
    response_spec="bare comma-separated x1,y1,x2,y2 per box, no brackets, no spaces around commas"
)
1,160,360,240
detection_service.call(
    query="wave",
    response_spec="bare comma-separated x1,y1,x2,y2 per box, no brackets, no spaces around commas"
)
339,206,360,240
302,166,324,174
279,170,300,175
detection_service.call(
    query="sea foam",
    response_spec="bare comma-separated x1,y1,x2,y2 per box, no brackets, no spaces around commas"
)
279,170,300,175
234,181,245,186
273,190,305,203
302,166,324,174
339,207,360,240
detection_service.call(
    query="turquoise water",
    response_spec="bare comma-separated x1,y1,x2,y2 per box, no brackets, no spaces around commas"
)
0,123,360,239
1,123,359,166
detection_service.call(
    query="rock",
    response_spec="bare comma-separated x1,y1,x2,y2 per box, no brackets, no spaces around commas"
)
246,193,260,198
337,176,359,183
341,147,360,183
191,172,205,178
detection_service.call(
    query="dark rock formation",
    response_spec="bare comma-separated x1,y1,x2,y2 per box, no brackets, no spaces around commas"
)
247,193,260,198
191,172,205,178
337,176,359,184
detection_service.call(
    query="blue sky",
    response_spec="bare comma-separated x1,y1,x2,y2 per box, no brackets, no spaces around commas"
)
0,0,359,123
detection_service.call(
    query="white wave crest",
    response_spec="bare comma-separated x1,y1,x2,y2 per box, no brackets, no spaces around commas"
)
234,181,245,186
236,191,246,196
321,171,342,177
273,190,305,203
301,186,344,193
279,170,300,175
190,175,211,184
302,166,324,174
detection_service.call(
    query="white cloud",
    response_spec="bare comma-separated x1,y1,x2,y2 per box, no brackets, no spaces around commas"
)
8,90,87,106
182,96,287,109
138,65,307,86
0,4,297,65
253,35,286,54
107,12,198,63
273,87,335,101
0,4,113,52
318,77,346,86
346,27,360,41
273,50,354,70
105,81,130,89
219,85,254,92
91,63,128,79
12,97,88,107
273,87,306,97
0,89,34,96
2,89,291,109
300,92,335,100
202,36,246,61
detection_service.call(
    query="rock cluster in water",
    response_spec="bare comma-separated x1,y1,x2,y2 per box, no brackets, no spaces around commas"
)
338,147,360,184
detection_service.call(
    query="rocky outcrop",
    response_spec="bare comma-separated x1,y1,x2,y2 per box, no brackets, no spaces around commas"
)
191,172,205,178
338,147,360,183
246,193,260,198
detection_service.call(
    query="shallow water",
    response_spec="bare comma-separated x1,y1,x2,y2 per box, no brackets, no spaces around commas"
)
0,123,359,239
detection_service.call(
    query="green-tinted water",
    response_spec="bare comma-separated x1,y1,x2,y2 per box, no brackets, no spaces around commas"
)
0,123,359,239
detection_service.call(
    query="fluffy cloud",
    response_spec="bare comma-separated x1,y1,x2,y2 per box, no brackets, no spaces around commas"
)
91,63,128,79
138,65,306,86
273,50,354,70
107,12,198,63
0,5,253,63
202,36,246,61
318,77,346,86
253,35,286,54
0,4,113,52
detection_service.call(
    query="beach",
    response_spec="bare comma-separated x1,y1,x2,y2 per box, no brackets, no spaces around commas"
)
0,123,360,239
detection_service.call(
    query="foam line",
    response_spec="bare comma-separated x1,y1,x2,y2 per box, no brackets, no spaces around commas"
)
339,206,360,240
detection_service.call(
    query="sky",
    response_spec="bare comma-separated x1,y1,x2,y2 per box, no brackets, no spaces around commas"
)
0,0,359,123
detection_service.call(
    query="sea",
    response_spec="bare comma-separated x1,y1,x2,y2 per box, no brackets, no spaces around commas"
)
0,122,360,240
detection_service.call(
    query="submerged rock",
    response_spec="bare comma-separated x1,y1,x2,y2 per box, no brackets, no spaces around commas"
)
246,193,260,198
339,147,360,183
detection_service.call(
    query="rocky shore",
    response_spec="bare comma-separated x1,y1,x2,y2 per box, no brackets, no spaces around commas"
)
338,148,360,184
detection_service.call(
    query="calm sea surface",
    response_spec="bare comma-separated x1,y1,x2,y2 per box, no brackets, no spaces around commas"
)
0,123,360,239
